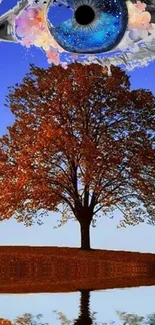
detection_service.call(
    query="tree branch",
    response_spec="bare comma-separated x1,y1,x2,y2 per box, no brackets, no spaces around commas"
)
93,191,137,216
114,203,129,219
84,184,89,208
90,191,97,212
52,162,72,184
94,161,131,202
60,195,76,215
70,161,83,208
49,178,75,199
96,117,129,145
106,117,129,130
51,188,76,215
93,202,106,216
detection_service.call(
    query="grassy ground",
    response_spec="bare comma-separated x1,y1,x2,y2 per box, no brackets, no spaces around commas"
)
0,246,155,293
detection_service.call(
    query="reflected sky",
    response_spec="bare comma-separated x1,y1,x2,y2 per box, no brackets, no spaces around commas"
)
0,286,155,324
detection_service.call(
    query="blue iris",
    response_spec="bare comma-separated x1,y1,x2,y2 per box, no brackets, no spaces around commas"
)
48,0,128,54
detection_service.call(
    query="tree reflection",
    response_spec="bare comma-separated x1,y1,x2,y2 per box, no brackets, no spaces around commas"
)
52,310,72,325
53,307,155,325
52,290,95,324
52,290,155,325
0,292,155,325
0,314,48,325
116,311,155,325
73,290,93,325
14,314,49,325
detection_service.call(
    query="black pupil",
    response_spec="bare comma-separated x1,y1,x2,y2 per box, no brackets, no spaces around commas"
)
74,5,95,25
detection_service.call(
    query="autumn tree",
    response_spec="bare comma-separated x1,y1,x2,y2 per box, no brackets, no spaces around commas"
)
1,310,155,325
116,311,155,325
0,314,48,325
53,290,97,325
0,63,155,249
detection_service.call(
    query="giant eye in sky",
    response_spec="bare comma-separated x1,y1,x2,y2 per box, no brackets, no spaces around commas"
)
1,0,155,71
48,0,128,53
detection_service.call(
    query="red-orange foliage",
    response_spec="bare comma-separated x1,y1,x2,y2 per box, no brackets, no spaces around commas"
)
0,63,154,249
0,319,12,325
0,315,45,325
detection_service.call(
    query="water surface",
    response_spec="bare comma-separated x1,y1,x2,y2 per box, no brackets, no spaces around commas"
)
1,286,155,324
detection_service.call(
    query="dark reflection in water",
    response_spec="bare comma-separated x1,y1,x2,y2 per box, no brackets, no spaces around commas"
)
53,289,155,324
2,310,155,325
1,289,155,325
73,290,93,325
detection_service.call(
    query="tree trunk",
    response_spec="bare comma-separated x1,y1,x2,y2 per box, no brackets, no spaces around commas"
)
80,220,91,250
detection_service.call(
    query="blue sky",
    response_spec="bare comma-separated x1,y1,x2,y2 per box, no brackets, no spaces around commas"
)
0,0,155,252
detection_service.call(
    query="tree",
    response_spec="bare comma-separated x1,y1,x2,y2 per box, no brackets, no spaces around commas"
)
0,63,154,249
116,310,145,325
1,310,155,325
116,311,155,325
0,314,48,325
53,290,100,325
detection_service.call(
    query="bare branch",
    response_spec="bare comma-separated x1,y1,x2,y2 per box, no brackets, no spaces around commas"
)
49,178,75,199
90,191,97,212
49,187,76,215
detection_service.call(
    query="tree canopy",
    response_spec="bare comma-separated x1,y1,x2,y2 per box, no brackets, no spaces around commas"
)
0,63,154,249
